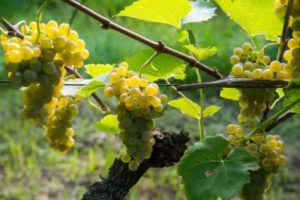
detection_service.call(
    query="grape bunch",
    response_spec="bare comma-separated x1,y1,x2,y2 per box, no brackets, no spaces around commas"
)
274,0,300,18
238,88,274,129
104,62,168,170
45,96,79,153
226,133,287,200
230,42,291,80
0,20,88,152
284,17,300,78
240,169,271,200
246,134,286,172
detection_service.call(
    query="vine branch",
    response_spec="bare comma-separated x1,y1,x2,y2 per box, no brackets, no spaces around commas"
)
277,0,294,61
0,17,24,39
175,78,290,90
60,0,223,80
266,112,295,132
82,130,190,200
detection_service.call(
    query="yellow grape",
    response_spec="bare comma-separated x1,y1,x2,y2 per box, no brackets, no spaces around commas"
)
231,64,243,76
251,69,263,79
262,69,273,80
145,84,158,96
8,50,22,63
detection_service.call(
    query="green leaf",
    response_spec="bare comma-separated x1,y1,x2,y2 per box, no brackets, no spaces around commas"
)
168,97,202,119
85,64,114,78
184,45,217,61
126,49,186,82
95,114,120,134
203,105,221,118
220,88,240,101
77,80,105,98
284,84,300,113
176,30,196,45
215,0,283,41
182,1,216,24
178,136,260,200
276,88,284,98
116,0,192,28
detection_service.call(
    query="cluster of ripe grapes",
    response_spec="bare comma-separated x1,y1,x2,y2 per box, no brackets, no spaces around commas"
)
0,20,89,152
104,62,168,170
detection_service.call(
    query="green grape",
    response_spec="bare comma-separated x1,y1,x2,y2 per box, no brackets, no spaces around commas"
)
38,74,50,85
23,69,38,83
247,143,259,152
10,71,23,85
5,63,18,72
42,50,55,62
30,61,42,73
121,154,131,163
128,160,140,171
43,62,56,75
292,47,300,58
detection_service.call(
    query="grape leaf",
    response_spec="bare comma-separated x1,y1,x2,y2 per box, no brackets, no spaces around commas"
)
182,1,216,24
215,0,283,41
220,88,240,101
95,114,120,134
77,73,109,98
176,30,196,45
168,97,202,119
203,105,221,118
184,45,217,61
77,80,105,98
116,0,192,28
126,49,186,82
178,136,260,200
85,64,114,78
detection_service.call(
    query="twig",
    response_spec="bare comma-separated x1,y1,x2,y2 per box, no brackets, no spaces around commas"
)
60,0,223,80
0,78,292,89
266,112,296,132
277,0,294,61
82,130,190,200
0,17,24,39
175,78,290,90
65,66,110,112
248,98,300,136
0,18,110,112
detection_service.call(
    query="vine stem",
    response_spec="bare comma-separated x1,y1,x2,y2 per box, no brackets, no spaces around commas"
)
138,51,159,77
277,0,294,61
60,0,223,80
36,0,51,43
0,77,294,89
248,97,300,136
195,69,205,141
0,18,24,39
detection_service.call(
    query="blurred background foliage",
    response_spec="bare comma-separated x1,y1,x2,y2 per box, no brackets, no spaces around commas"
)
0,0,300,200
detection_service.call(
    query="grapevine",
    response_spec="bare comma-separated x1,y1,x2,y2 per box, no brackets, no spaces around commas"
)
1,0,300,199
